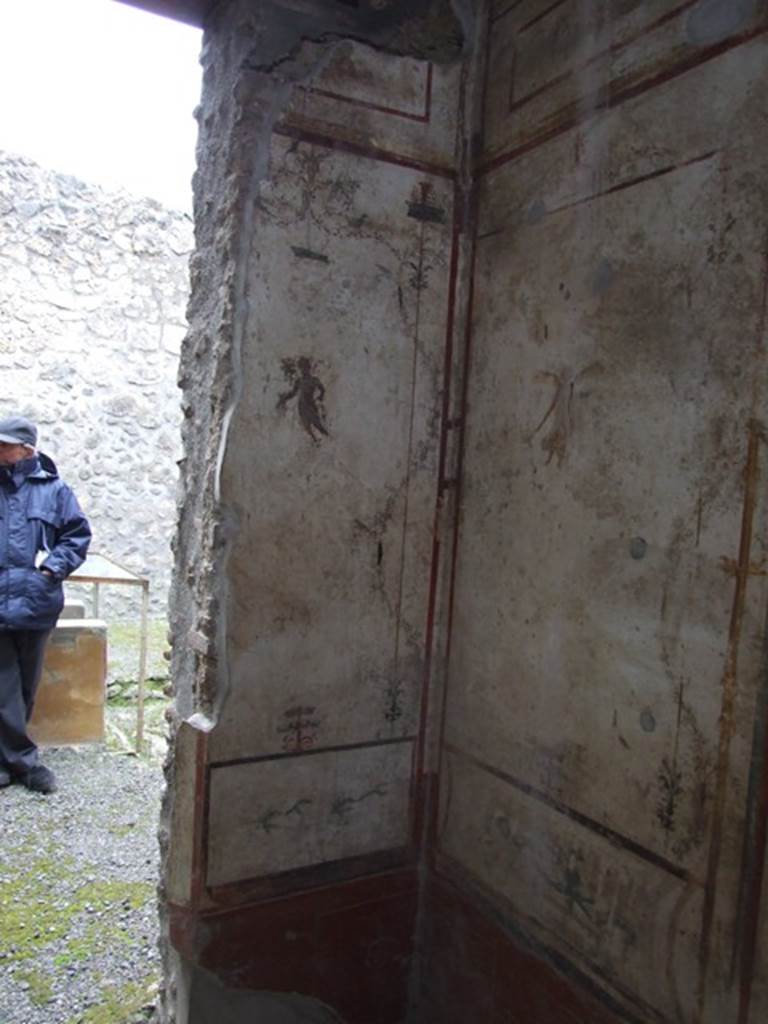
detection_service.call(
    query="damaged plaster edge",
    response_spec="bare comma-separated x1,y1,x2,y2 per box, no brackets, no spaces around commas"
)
211,27,369,728
244,0,468,75
187,966,348,1023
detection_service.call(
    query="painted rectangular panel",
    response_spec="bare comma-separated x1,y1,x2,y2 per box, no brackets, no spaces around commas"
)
481,0,768,166
211,136,453,763
504,0,691,108
281,41,459,171
438,749,700,1022
301,40,431,120
441,12,768,1021
478,37,768,236
446,146,768,871
207,740,414,887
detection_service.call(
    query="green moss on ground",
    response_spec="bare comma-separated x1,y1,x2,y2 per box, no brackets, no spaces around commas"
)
0,860,154,966
107,681,168,708
0,854,80,960
81,880,153,911
107,821,138,838
13,966,54,1006
53,918,132,967
66,974,160,1024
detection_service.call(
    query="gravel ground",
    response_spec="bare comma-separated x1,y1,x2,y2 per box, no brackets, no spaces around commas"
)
0,746,163,1024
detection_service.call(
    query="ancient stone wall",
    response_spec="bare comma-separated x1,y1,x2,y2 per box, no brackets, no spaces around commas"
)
0,150,192,616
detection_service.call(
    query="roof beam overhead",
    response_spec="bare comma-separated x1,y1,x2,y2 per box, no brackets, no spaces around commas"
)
112,0,212,28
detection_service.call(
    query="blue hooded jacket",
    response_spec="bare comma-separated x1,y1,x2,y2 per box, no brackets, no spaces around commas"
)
0,452,91,630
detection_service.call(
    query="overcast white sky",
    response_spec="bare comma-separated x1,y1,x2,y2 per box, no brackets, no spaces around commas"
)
0,0,202,210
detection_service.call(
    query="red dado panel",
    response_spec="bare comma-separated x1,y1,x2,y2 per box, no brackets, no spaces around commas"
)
169,869,418,1024
417,871,626,1024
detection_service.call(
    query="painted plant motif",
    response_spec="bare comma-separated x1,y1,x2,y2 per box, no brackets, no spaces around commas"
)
330,783,389,826
657,756,685,833
260,138,450,332
278,704,321,752
253,798,313,835
542,844,639,962
543,845,595,922
383,679,404,723
277,357,329,443
259,142,361,257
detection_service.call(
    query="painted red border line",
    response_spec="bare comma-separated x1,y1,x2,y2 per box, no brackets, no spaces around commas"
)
476,148,718,238
395,209,428,849
736,652,768,1024
205,852,416,910
306,63,433,124
274,121,455,179
697,421,762,1015
520,0,569,34
412,185,463,835
480,23,768,177
189,727,208,906
508,0,699,115
428,203,479,872
552,148,718,212
208,734,418,771
492,0,528,25
733,244,768,1024
429,6,492,874
200,758,213,903
446,743,692,882
424,56,434,122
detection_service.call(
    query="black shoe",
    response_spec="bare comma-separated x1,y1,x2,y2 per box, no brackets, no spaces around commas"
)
19,764,57,794
0,767,10,788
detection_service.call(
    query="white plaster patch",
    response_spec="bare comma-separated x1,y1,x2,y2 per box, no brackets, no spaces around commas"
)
302,40,430,120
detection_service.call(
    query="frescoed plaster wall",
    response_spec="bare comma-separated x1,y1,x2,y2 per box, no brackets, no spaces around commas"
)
162,2,467,1021
159,2,768,1023
433,3,768,1023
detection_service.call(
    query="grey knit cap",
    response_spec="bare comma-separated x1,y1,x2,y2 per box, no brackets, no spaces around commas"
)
0,415,38,447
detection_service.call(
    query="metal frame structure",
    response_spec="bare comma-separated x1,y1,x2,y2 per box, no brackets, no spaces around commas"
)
69,552,151,753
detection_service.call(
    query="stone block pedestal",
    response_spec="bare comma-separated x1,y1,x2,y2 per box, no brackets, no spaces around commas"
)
29,619,107,746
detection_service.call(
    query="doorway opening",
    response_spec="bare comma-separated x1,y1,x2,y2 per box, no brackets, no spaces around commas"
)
0,2,201,1021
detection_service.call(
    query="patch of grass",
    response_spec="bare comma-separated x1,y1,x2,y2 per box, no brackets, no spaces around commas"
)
107,821,138,838
13,966,54,1006
107,618,170,686
80,880,154,912
108,677,168,707
103,617,172,766
0,858,154,965
0,854,80,961
53,919,133,968
66,974,160,1024
105,700,170,766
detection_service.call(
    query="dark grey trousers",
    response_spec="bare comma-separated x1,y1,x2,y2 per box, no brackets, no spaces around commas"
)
0,629,51,773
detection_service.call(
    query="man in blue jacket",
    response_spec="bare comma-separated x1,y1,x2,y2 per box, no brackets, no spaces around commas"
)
0,415,91,794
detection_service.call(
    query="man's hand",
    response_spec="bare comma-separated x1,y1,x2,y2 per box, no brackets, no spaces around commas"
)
39,568,56,580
